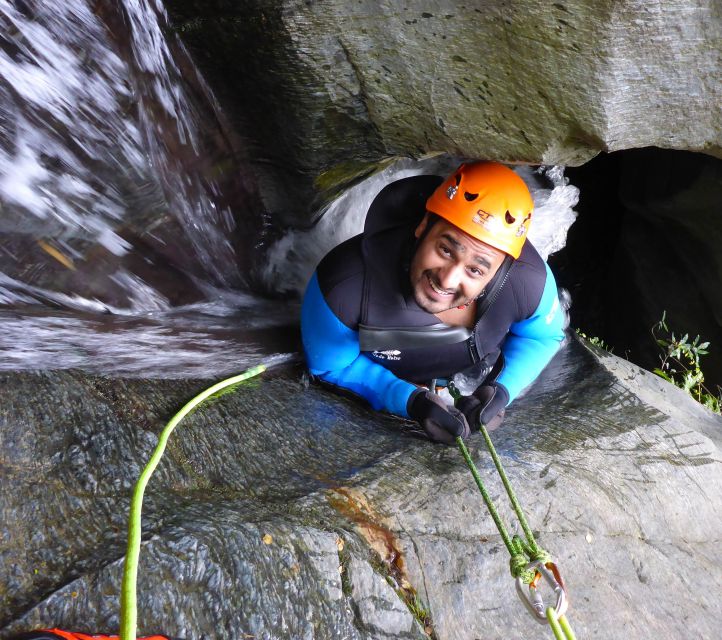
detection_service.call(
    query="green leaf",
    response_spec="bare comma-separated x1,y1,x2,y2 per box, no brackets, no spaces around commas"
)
653,368,672,382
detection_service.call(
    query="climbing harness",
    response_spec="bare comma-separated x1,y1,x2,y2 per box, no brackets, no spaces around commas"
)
447,381,577,640
10,631,173,640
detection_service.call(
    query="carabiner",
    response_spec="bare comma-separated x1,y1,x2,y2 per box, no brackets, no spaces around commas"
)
515,560,568,624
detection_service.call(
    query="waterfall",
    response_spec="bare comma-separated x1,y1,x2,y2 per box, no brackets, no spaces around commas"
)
0,1,579,379
0,0,290,377
0,0,251,313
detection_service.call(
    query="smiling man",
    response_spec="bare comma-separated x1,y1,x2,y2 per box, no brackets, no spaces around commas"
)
301,161,565,444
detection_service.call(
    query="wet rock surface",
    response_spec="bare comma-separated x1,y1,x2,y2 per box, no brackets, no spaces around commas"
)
1,337,721,639
166,0,722,222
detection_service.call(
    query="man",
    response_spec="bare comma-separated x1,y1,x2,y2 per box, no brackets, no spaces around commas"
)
301,161,565,444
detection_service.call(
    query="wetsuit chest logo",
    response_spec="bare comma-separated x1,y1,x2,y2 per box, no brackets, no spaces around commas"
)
372,349,402,361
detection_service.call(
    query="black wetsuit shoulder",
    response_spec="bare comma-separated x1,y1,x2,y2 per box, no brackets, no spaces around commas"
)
506,239,548,321
316,234,365,329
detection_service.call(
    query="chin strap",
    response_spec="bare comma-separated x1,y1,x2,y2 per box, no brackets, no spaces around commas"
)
475,254,514,318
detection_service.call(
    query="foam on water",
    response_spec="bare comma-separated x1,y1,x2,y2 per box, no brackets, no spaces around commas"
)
0,300,299,378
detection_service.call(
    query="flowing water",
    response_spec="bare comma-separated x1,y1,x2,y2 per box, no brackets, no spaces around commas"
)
0,0,579,380
0,0,287,377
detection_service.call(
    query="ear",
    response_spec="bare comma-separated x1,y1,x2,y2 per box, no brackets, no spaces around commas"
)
414,212,431,239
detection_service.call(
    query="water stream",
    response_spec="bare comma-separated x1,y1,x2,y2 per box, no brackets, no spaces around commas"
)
0,0,579,380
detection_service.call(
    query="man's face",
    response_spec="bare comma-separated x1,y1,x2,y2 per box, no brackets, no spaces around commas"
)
409,214,507,314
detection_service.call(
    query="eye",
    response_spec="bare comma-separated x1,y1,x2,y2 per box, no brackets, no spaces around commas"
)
439,244,452,256
467,266,483,277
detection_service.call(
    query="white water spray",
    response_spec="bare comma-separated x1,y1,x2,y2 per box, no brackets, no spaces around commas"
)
0,0,242,311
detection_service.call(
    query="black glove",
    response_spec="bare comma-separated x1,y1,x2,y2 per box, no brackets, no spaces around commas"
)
407,389,471,445
456,382,509,432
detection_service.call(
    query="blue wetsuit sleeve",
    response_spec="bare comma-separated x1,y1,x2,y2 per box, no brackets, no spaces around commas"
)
496,263,565,402
301,272,418,417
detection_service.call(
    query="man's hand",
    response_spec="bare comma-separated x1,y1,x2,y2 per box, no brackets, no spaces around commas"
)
407,390,470,445
456,382,509,432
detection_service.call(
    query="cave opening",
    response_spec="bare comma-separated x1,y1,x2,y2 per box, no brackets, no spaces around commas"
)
549,146,722,391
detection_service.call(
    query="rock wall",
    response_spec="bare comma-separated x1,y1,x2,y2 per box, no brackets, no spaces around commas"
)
166,0,722,222
2,337,721,639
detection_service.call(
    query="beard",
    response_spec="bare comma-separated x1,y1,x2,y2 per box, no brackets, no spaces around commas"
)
411,270,469,313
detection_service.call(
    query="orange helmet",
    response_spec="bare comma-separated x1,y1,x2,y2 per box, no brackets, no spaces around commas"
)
425,161,533,259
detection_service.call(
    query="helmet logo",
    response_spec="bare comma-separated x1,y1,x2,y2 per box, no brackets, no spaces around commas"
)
472,209,503,234
446,173,462,199
515,213,532,237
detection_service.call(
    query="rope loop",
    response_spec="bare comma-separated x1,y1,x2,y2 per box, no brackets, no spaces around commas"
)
120,364,268,640
529,544,552,566
510,553,536,583
509,536,536,582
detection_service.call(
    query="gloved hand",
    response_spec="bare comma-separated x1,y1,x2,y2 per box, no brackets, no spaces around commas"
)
456,382,509,432
407,389,470,445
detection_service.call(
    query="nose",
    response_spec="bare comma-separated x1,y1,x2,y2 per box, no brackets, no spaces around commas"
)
437,263,463,291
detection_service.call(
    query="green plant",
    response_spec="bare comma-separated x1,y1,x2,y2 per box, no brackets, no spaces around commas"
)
652,311,721,413
575,329,613,352
402,592,434,637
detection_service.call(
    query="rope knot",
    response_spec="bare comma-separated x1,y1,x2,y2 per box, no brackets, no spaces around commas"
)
509,536,554,583
529,545,552,566
510,552,536,583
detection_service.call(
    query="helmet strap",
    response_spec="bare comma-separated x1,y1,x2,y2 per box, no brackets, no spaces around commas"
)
457,288,486,310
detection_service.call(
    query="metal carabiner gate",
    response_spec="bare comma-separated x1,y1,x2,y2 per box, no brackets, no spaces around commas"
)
515,559,568,623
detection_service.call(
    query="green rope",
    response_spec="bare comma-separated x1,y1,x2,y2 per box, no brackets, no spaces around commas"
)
448,382,550,582
478,423,545,556
457,436,541,584
449,382,577,638
546,608,577,640
558,614,577,639
456,437,515,554
119,364,267,640
547,607,564,640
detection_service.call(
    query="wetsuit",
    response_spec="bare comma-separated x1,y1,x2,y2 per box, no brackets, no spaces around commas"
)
301,175,565,418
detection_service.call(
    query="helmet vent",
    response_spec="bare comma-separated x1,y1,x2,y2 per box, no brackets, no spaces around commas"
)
464,192,478,201
505,211,516,224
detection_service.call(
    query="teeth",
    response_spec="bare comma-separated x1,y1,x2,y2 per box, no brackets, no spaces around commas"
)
429,277,452,296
